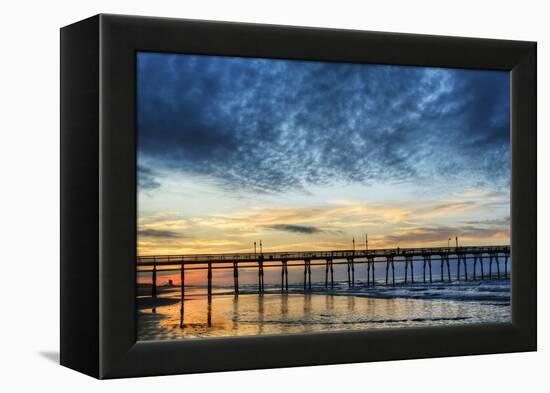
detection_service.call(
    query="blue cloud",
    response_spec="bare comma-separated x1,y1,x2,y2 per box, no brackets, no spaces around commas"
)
137,52,509,193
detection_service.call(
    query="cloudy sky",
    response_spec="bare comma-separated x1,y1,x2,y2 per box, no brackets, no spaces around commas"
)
137,52,510,257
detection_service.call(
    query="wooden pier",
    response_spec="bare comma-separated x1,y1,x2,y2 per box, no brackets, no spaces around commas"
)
137,245,510,325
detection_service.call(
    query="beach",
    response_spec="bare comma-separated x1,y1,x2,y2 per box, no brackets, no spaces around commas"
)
137,278,511,341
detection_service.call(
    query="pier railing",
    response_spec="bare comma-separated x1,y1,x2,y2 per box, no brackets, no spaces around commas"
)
137,245,510,265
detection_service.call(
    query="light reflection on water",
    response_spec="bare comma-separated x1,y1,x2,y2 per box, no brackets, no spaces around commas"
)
137,289,510,341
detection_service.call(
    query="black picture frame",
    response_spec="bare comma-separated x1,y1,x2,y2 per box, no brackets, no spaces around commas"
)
60,14,536,379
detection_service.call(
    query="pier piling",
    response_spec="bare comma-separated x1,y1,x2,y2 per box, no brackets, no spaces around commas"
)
258,257,264,294
504,254,509,279
330,259,334,288
325,259,329,288
152,258,157,313
368,257,375,286
304,259,308,292
286,263,289,292
428,255,432,283
385,257,390,285
440,254,451,282
480,255,484,279
405,255,414,283
282,260,287,291
411,256,414,283
405,256,409,283
207,260,212,299
308,259,312,290
366,257,374,286
347,259,352,287
233,260,239,295
423,255,432,283
180,262,184,327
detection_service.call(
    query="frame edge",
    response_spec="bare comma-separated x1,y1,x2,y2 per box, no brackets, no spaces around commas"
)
60,15,101,378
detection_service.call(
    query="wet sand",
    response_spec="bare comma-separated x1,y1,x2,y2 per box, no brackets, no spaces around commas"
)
137,281,511,341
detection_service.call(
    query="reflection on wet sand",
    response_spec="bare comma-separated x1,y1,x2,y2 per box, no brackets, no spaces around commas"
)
137,288,510,341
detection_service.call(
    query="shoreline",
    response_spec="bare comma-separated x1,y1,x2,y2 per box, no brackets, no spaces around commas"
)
137,278,511,310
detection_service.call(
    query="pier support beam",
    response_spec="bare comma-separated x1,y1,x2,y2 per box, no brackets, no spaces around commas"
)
233,260,239,295
480,255,484,279
349,258,355,287
404,255,414,284
423,255,432,283
282,260,286,291
325,259,330,288
411,256,414,283
367,257,375,287
308,260,312,290
440,255,451,282
460,254,468,281
180,263,184,327
404,255,409,283
385,256,395,286
392,257,395,285
330,259,334,288
446,255,451,282
207,260,213,299
281,260,289,292
504,254,509,279
258,257,264,294
422,255,428,284
304,259,312,291
385,257,389,285
489,254,493,279
495,254,501,279
152,259,157,313
473,255,478,280
428,255,432,283
303,260,307,291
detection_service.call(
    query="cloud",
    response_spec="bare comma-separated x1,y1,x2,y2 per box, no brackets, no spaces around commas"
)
193,203,411,232
137,53,510,194
462,216,510,226
265,224,324,234
138,229,181,238
138,237,243,256
381,224,509,246
138,212,188,230
137,165,160,191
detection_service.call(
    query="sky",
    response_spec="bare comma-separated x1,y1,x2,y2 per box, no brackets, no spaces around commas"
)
136,52,510,260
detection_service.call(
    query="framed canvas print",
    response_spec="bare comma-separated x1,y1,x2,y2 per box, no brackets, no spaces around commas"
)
60,14,536,379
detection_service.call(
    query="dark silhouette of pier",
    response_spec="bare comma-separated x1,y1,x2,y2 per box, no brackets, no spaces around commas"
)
137,245,510,320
